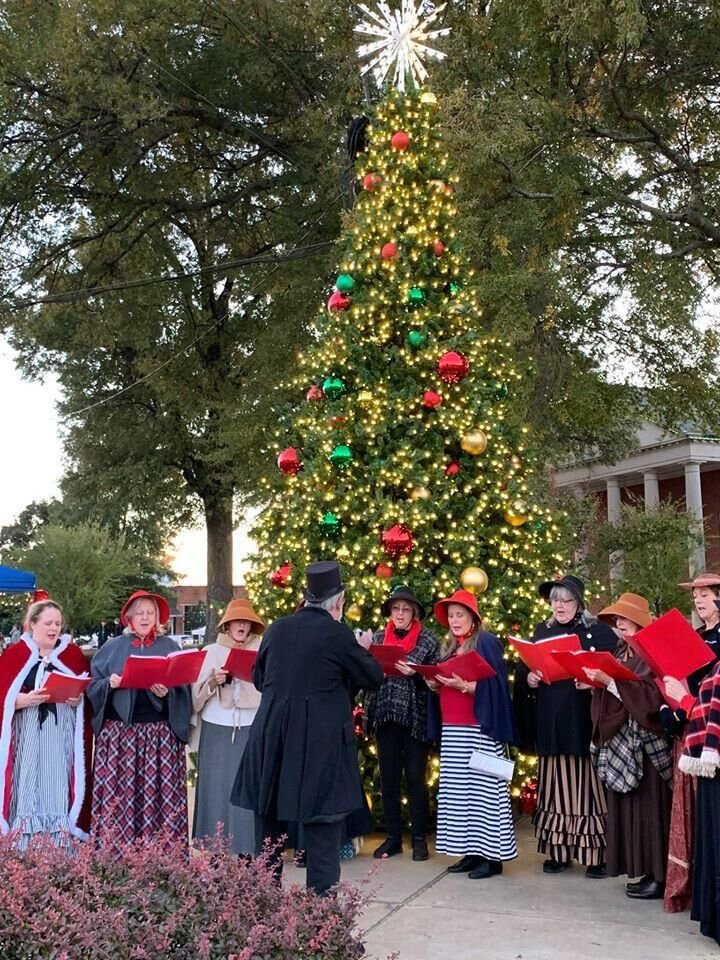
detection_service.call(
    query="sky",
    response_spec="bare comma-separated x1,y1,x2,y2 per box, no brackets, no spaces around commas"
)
0,339,254,585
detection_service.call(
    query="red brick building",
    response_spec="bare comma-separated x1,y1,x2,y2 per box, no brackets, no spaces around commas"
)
169,584,247,634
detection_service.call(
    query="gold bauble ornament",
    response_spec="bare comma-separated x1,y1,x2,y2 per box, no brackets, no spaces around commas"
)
409,485,431,500
460,566,489,595
460,429,488,455
420,90,438,105
504,499,529,527
336,545,351,560
345,602,363,622
357,390,374,405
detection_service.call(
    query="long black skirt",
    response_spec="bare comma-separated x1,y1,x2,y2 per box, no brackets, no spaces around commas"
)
692,774,720,944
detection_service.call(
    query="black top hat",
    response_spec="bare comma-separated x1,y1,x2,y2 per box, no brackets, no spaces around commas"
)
303,560,346,603
538,574,585,605
380,585,426,620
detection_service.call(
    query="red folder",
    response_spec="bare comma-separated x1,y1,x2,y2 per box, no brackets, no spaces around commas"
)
41,672,92,704
224,648,257,683
436,651,496,682
369,644,407,677
507,634,581,683
119,649,206,689
627,609,714,681
654,677,691,711
411,663,443,681
549,650,640,689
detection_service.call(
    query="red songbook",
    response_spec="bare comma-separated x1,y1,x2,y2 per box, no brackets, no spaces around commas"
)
369,644,407,677
119,649,207,689
411,663,443,681
549,650,640,689
627,608,714,681
507,634,581,683
654,677,691,712
42,672,92,704
224,648,257,683
436,651,496,682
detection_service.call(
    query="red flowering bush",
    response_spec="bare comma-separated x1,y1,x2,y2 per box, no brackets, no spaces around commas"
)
0,830,369,959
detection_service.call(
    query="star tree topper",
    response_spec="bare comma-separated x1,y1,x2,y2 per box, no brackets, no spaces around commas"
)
355,0,450,92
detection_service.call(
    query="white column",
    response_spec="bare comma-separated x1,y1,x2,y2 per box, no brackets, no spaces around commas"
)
606,478,624,583
685,462,706,575
643,470,660,510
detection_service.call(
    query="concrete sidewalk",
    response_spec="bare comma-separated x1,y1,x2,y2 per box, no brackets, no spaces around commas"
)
327,819,715,960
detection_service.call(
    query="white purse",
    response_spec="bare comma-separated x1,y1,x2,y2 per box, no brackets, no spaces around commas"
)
468,748,515,782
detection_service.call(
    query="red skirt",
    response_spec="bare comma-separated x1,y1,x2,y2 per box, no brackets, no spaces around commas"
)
664,739,696,913
91,720,188,848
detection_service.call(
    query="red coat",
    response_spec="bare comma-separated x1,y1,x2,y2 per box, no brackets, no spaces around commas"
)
0,637,93,838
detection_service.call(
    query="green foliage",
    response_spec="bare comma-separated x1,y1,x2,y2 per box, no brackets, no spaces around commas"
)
585,498,698,615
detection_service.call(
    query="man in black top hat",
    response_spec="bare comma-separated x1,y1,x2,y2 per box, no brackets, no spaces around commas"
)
231,560,384,895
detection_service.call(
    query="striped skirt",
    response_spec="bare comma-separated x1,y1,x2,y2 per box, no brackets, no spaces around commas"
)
435,725,517,861
92,720,188,848
532,754,607,866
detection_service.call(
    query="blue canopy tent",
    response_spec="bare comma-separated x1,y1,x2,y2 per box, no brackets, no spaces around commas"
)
0,564,36,593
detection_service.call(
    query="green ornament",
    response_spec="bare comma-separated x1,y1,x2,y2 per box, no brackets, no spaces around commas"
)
493,383,509,400
329,444,353,468
322,376,346,400
531,519,547,533
321,511,341,535
336,274,354,293
408,286,425,305
450,282,461,296
407,330,426,348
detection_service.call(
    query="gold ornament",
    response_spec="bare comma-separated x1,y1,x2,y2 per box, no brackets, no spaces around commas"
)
460,566,489,594
357,390,374,406
420,90,438,105
409,485,431,500
336,545,351,560
504,499,529,527
428,178,446,191
460,429,488,455
345,602,363,622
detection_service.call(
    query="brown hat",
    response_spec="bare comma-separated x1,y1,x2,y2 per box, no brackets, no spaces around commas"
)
218,598,265,635
679,572,720,590
598,593,653,630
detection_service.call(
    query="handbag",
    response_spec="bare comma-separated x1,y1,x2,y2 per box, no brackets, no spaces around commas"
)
468,747,515,782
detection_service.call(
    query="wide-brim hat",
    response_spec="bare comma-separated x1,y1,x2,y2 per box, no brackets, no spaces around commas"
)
434,589,481,628
598,593,653,629
218,598,265,634
538,574,585,605
381,585,426,620
303,560,346,603
679,572,720,590
120,590,171,627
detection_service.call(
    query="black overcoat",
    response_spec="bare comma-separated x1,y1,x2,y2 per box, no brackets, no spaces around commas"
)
512,614,618,757
232,606,383,822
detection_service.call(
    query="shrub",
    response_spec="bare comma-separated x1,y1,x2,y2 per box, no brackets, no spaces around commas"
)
0,830,368,960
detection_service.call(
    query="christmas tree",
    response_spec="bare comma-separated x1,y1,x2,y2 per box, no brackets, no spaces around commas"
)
247,2,566,802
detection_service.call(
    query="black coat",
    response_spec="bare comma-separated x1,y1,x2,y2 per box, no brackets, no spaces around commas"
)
512,614,618,757
231,606,384,822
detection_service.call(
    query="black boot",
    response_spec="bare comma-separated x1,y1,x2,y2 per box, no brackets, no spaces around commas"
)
468,859,503,879
447,855,483,873
373,837,403,859
412,837,429,862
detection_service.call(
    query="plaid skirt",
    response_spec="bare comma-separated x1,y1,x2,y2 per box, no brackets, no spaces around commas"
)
92,720,188,847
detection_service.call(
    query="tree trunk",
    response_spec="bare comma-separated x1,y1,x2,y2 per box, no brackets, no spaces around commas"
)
205,493,234,642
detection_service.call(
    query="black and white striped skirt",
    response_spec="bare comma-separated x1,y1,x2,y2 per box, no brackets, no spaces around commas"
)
436,725,517,861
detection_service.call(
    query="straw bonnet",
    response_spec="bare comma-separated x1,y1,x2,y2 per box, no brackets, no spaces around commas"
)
598,593,653,629
218,598,265,634
679,572,720,590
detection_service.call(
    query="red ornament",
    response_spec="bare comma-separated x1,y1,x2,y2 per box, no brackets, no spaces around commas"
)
518,778,538,816
363,173,382,191
327,415,348,427
327,291,351,312
269,562,292,588
381,242,399,261
391,131,410,151
381,523,415,558
277,447,302,476
445,461,460,477
375,563,393,579
32,589,50,603
306,384,324,401
422,389,442,409
433,240,445,257
437,350,470,384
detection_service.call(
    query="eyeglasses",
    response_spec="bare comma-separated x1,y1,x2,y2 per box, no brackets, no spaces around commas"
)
391,604,415,614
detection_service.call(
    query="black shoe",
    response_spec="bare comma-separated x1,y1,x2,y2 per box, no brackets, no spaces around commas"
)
373,837,403,860
626,878,664,900
543,858,570,874
468,859,503,879
411,838,429,862
626,874,653,892
447,855,483,873
585,864,607,879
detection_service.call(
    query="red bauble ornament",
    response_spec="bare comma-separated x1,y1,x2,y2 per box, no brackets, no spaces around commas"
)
422,389,442,409
277,447,302,476
306,384,324,401
381,242,399,261
32,589,50,603
269,562,292,588
381,523,415,558
518,778,538,816
375,563,393,579
327,415,348,427
433,240,445,257
445,461,460,477
437,350,470,384
391,131,410,151
327,291,351,312
363,173,382,191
